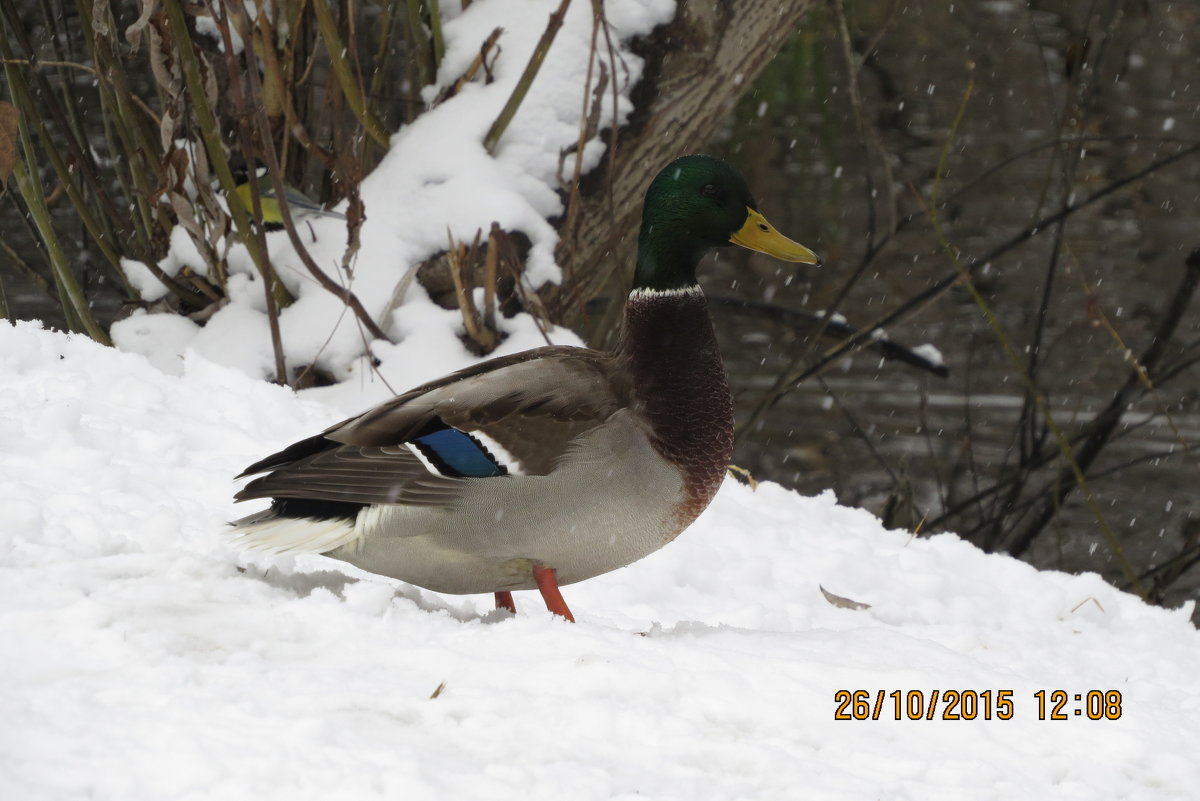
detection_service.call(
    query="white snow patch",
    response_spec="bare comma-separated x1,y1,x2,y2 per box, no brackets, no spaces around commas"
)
2,321,1199,800
110,310,201,376
911,343,945,367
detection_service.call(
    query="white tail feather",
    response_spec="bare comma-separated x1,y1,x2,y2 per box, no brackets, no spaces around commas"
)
230,510,361,556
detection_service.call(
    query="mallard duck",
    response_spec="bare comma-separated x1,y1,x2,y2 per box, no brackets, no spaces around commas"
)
231,155,819,621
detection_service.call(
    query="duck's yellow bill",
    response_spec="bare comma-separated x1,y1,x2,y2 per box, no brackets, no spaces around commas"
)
730,208,820,264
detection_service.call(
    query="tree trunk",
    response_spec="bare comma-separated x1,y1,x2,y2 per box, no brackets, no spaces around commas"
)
547,0,815,345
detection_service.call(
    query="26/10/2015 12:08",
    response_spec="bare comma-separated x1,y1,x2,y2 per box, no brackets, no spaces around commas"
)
833,689,1124,721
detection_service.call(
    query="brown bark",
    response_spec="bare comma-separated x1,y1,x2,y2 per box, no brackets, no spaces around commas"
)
546,0,815,345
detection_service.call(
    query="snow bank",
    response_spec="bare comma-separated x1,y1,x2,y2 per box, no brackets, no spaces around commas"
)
2,321,1198,800
113,0,674,399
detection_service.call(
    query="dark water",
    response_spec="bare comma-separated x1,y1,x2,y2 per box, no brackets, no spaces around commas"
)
4,2,1199,615
709,2,1200,617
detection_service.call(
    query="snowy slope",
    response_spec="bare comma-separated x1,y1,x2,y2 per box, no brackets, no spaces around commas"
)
2,321,1198,801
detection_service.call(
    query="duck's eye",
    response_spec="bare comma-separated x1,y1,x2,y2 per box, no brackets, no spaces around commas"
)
700,183,718,198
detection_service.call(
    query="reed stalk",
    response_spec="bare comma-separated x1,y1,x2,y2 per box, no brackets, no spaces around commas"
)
311,0,391,147
8,111,110,344
483,0,571,153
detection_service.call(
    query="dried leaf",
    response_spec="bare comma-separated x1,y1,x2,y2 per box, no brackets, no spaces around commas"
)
0,101,18,187
150,144,190,207
820,585,871,611
91,0,111,37
726,465,758,489
124,0,159,53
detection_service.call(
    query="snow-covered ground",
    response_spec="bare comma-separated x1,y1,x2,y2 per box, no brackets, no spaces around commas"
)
3,322,1199,800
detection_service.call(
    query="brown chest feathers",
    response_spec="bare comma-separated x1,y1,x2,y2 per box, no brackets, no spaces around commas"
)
617,287,735,526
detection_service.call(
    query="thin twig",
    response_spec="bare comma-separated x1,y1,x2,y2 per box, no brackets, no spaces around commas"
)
1005,251,1200,556
924,72,1144,595
8,116,110,343
772,141,1200,405
483,0,571,153
210,0,289,384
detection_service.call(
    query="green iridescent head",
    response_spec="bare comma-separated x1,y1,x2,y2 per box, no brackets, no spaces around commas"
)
633,155,819,292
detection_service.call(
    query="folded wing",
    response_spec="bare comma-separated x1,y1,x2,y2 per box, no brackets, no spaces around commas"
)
235,346,629,510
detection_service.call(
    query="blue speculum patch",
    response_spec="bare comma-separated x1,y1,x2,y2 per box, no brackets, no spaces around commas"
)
412,426,507,478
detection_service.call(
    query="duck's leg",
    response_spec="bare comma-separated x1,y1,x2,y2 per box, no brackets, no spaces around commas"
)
532,564,575,622
494,591,516,613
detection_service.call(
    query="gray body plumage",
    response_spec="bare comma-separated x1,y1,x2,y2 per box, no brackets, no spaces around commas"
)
328,409,684,592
